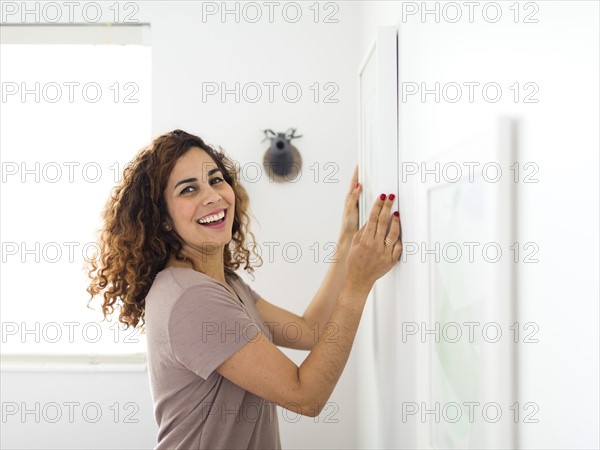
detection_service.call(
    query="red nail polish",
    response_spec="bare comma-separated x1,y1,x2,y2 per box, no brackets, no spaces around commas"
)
380,193,386,200
389,194,395,201
394,211,399,217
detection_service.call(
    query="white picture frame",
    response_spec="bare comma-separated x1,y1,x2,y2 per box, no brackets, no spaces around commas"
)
355,26,399,448
420,117,518,449
357,26,399,227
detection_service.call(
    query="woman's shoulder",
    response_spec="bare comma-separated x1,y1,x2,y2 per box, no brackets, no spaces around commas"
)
148,267,253,306
155,266,221,291
145,268,227,318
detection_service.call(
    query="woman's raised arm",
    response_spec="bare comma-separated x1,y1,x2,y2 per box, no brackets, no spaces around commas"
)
216,193,402,416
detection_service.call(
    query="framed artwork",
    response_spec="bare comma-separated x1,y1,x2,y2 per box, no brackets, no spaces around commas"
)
356,26,399,448
358,26,398,228
423,117,518,448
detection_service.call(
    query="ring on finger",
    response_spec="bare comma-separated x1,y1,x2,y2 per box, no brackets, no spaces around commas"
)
384,236,395,247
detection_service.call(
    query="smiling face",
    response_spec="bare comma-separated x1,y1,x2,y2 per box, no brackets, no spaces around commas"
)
164,147,235,258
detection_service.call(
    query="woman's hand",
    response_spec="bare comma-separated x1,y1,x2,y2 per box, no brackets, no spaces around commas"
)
346,193,402,291
339,165,361,240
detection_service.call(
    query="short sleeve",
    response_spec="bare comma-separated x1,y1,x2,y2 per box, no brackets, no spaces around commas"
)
168,283,261,380
231,273,262,304
245,283,262,304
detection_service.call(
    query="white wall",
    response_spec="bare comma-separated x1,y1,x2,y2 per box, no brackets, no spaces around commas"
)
354,1,599,449
2,2,598,449
1,2,362,449
1,370,157,449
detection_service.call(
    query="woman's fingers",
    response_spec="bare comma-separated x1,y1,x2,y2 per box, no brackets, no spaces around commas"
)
348,197,402,286
375,194,394,242
347,165,359,195
363,193,386,240
385,210,403,260
398,210,402,243
348,167,361,201
393,229,403,261
340,166,361,237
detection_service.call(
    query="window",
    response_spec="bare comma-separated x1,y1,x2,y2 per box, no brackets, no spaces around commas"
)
1,25,151,359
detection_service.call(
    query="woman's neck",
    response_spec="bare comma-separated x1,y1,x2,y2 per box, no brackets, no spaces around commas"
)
165,251,227,285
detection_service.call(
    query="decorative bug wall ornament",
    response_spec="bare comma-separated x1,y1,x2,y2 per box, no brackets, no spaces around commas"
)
261,128,303,182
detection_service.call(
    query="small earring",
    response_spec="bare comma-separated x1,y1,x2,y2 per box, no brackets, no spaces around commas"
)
163,222,172,231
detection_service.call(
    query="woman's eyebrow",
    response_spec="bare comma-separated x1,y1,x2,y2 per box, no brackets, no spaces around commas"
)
174,177,197,189
173,168,222,189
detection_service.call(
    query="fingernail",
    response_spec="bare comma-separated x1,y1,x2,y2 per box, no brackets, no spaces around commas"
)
380,193,387,200
389,194,395,201
356,182,360,189
394,211,399,217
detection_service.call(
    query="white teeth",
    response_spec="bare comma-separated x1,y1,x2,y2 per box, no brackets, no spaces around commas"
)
198,210,225,224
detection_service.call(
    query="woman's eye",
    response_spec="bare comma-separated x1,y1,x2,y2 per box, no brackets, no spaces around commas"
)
179,178,222,195
180,186,196,195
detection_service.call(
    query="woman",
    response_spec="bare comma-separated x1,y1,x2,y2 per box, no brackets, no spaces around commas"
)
86,129,402,449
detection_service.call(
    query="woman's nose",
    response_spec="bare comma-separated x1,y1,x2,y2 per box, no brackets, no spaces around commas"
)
202,185,221,205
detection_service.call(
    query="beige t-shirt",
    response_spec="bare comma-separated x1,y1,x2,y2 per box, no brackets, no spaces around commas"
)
144,266,281,449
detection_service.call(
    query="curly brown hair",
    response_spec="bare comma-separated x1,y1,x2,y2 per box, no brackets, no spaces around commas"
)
85,129,262,329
